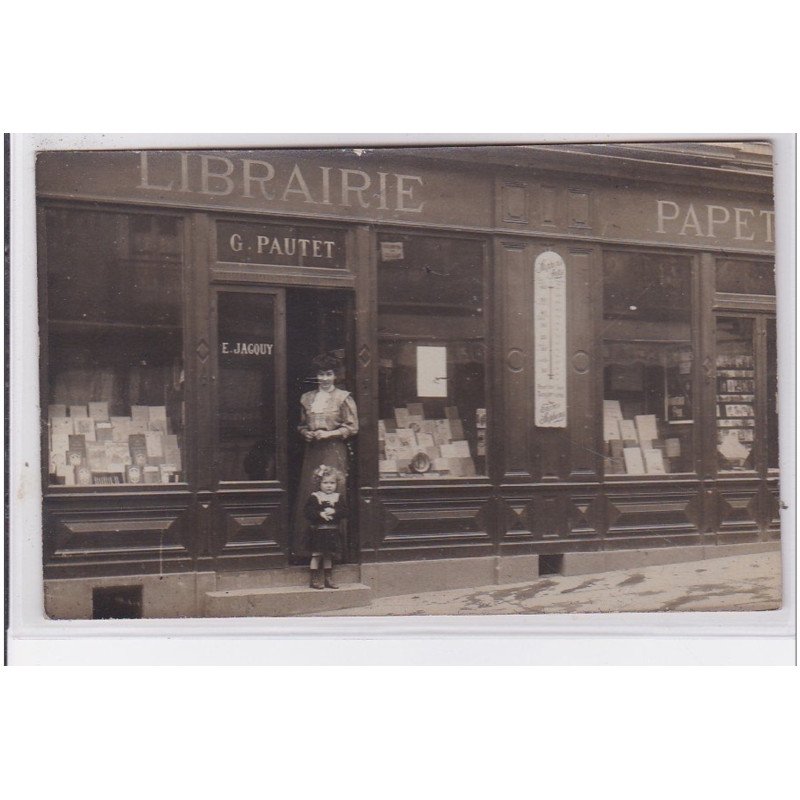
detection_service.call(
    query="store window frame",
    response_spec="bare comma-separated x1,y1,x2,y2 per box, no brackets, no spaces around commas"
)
373,226,492,485
711,254,777,478
599,246,702,481
38,201,192,494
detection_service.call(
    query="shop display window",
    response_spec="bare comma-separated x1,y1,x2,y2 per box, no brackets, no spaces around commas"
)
602,253,694,475
217,292,277,481
44,208,185,486
715,317,756,472
376,234,486,478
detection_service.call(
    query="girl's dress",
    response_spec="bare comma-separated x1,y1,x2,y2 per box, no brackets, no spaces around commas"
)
303,491,349,558
292,386,358,556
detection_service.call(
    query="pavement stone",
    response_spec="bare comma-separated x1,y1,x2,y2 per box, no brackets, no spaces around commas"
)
312,551,783,616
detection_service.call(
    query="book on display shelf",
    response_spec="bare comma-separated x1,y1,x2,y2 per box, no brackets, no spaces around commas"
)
74,417,97,440
149,408,168,434
96,422,113,442
88,401,109,421
643,448,667,475
622,447,646,476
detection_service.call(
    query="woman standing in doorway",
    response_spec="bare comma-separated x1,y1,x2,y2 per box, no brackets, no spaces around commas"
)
292,354,358,558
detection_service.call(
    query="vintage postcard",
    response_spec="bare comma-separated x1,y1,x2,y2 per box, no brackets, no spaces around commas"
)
26,139,783,619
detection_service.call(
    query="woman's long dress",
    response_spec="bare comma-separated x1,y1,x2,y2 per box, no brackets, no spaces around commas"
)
292,387,358,557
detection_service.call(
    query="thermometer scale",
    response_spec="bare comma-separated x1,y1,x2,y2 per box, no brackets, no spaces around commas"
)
534,251,567,428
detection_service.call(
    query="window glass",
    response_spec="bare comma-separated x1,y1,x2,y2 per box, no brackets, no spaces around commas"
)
766,318,778,469
377,234,486,478
602,253,694,475
217,292,277,481
45,209,184,486
716,259,775,295
715,317,756,472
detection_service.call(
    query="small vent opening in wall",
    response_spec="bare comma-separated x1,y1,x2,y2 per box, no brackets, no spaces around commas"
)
92,585,143,619
539,554,564,576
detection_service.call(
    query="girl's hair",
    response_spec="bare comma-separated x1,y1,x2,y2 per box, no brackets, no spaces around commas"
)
311,353,339,373
313,465,344,490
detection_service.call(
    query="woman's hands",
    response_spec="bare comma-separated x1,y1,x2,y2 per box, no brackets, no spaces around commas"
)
302,429,339,441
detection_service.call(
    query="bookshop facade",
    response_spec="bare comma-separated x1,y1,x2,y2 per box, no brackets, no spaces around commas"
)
36,144,780,617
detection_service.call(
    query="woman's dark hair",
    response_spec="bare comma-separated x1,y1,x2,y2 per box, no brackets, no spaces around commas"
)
311,353,339,373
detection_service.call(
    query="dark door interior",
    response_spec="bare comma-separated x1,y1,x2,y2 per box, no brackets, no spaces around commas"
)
285,288,356,562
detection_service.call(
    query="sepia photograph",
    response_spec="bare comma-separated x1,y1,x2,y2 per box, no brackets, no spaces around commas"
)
23,138,786,622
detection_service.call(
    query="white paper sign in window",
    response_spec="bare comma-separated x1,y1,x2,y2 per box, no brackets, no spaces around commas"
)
417,345,447,397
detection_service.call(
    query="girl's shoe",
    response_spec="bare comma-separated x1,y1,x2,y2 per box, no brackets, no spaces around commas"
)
323,569,339,589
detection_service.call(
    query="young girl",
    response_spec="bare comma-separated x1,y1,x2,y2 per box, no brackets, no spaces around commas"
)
304,465,348,589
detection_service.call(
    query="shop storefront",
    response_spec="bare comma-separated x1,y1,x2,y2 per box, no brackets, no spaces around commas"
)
37,143,779,617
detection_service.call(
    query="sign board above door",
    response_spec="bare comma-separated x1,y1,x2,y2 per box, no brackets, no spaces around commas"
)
216,220,347,269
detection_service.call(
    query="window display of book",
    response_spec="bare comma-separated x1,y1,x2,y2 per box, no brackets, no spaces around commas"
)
715,354,756,469
379,403,480,478
602,404,676,475
48,402,182,486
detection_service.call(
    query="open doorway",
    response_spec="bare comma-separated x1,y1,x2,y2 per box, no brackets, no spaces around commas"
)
285,288,357,563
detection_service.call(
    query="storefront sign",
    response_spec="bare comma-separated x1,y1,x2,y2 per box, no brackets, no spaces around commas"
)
140,152,426,213
216,221,346,268
534,251,567,428
219,341,274,356
655,200,774,243
36,149,492,229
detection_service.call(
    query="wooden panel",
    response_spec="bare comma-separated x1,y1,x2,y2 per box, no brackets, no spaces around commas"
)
187,213,214,494
496,241,533,479
499,489,600,547
501,182,528,224
376,494,493,559
716,488,760,534
212,491,287,569
568,189,592,229
529,493,569,538
44,493,194,576
502,500,531,538
605,489,700,537
355,225,378,489
567,248,598,479
765,486,782,537
539,185,559,227
569,493,601,537
698,253,718,477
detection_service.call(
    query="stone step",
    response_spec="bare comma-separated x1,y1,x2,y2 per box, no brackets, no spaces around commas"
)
215,564,361,591
204,583,372,618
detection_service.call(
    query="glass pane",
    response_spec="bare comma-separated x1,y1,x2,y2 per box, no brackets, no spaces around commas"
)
766,318,778,469
377,234,486,478
715,317,756,472
716,259,775,295
45,209,185,487
602,253,694,475
217,292,277,481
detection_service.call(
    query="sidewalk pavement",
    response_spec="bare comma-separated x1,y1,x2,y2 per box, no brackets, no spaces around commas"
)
316,551,783,616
